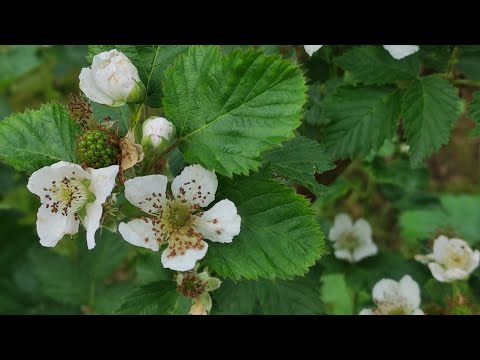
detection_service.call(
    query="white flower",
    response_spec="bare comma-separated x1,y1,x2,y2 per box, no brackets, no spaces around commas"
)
328,213,378,263
27,161,119,250
415,235,480,283
79,49,145,107
304,45,419,60
304,45,323,56
118,165,241,271
382,45,419,60
360,275,424,315
142,117,175,150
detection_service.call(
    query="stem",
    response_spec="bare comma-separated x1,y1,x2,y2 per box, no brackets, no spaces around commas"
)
452,79,480,88
129,103,144,131
157,141,179,161
447,46,460,80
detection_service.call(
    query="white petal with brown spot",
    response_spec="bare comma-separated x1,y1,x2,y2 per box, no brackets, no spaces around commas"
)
27,161,119,249
118,164,241,271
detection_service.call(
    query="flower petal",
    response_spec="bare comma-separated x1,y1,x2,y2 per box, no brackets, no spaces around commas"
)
171,165,218,208
398,275,421,310
352,241,378,262
372,278,399,306
161,241,208,271
334,249,354,263
79,67,114,105
36,205,79,247
88,165,119,204
194,199,241,243
352,218,373,242
118,218,161,251
412,309,425,315
84,201,102,250
27,161,90,199
432,235,450,263
443,267,470,282
328,213,353,242
304,45,323,56
428,262,448,282
382,45,419,60
359,308,376,315
124,175,168,215
467,250,480,273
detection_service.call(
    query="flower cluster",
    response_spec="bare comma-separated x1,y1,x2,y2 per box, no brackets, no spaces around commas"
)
27,49,242,281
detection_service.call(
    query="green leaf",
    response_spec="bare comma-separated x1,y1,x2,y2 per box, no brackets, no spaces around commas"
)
0,102,81,173
303,79,342,127
213,277,323,315
400,194,480,245
204,170,326,280
335,45,420,85
323,86,401,160
88,45,189,108
0,96,11,119
468,91,480,137
91,103,130,136
94,283,135,315
457,45,480,81
419,45,451,72
29,231,130,306
400,209,449,244
115,281,189,315
163,45,307,177
263,136,335,197
320,273,354,315
402,76,462,167
135,253,174,284
0,46,41,90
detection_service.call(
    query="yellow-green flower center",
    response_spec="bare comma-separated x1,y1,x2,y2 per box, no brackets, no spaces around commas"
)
164,200,193,231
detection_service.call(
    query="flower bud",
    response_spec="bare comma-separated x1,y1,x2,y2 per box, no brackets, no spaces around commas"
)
141,117,175,151
79,49,146,107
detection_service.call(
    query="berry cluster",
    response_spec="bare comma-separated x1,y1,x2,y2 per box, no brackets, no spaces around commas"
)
77,128,120,169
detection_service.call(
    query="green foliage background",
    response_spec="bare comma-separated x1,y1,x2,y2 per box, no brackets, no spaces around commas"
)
1,45,479,315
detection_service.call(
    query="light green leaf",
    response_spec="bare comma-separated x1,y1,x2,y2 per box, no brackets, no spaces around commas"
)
0,46,41,90
335,45,420,85
263,136,335,197
163,45,307,177
400,209,449,244
323,86,401,160
88,45,189,108
115,281,189,315
400,194,480,245
213,277,323,315
469,91,480,137
204,170,326,280
402,76,462,166
0,102,81,173
320,273,354,315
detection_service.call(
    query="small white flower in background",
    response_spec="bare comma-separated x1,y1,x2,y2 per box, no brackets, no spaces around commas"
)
304,45,419,60
141,116,175,150
79,49,146,107
304,45,323,56
415,235,480,283
382,45,419,60
118,164,241,272
27,161,119,250
176,269,221,315
328,213,378,263
360,275,424,315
